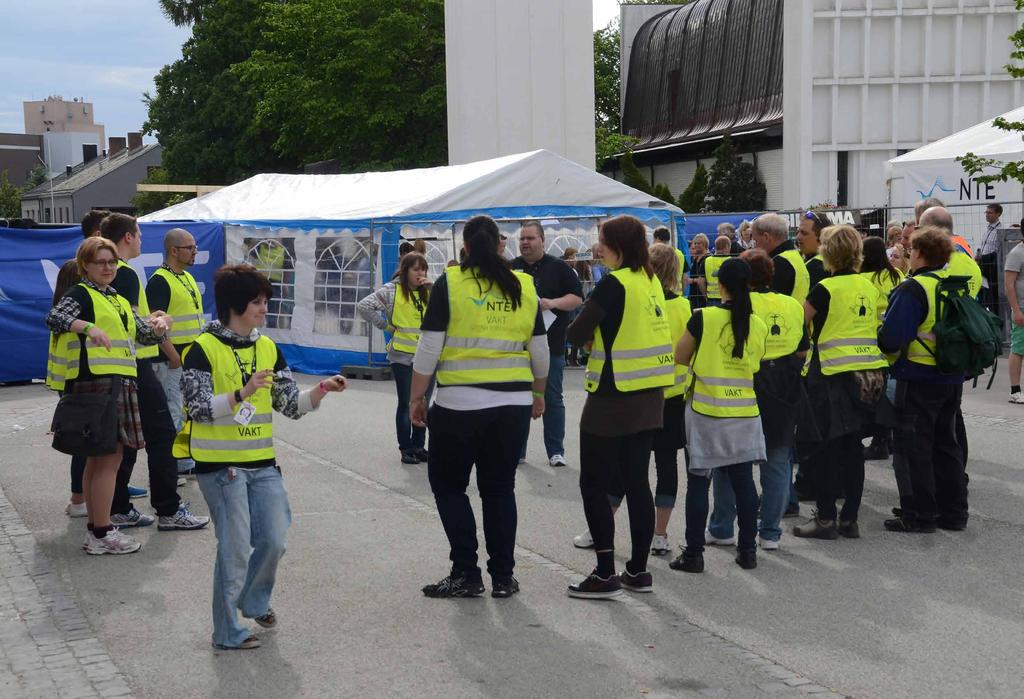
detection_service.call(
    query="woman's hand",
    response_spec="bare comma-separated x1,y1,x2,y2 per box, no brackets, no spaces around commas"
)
410,396,428,427
242,369,274,398
87,325,112,350
319,375,347,393
531,393,545,420
150,315,171,338
150,310,174,328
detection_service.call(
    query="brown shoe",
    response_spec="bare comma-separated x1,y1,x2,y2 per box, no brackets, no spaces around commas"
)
793,517,838,540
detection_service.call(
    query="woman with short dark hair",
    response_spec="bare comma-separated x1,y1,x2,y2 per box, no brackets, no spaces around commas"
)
181,263,347,650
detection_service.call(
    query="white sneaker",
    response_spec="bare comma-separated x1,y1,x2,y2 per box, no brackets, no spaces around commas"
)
704,529,736,546
65,501,88,518
758,536,780,551
573,528,594,549
1009,392,1024,404
86,528,142,555
651,534,671,556
177,476,187,487
549,454,567,467
158,502,210,531
110,507,155,528
518,457,528,465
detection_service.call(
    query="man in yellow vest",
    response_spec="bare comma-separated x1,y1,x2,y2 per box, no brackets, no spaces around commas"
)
148,228,206,477
752,213,810,303
702,235,732,306
652,226,689,293
101,214,209,532
796,211,829,288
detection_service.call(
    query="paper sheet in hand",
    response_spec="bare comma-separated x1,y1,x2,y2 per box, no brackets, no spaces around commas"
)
542,310,557,330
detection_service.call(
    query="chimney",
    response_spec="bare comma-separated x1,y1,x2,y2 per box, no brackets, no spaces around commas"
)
65,165,72,178
82,143,98,163
127,132,143,150
108,137,126,157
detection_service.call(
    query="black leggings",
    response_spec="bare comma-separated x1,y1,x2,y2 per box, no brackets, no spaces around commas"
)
579,429,655,573
607,446,678,509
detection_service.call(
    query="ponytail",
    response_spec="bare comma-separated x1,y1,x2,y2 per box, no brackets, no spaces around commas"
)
461,215,522,309
716,258,753,359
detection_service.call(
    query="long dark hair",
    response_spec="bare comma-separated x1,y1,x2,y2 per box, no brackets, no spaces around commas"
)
398,252,430,305
600,215,654,278
461,215,522,309
718,258,753,359
861,236,900,287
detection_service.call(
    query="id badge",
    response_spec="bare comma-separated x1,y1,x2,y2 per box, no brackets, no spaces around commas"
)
234,401,256,426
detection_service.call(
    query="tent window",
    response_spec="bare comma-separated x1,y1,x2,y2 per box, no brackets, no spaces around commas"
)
244,239,296,330
313,235,375,336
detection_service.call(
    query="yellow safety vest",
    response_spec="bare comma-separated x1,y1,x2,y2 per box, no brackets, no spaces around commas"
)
673,248,687,291
437,267,537,386
777,248,810,304
45,331,81,391
703,255,728,300
689,306,768,417
905,271,947,367
388,283,427,355
664,294,693,398
585,268,675,393
860,269,905,326
151,266,205,347
81,284,138,378
946,251,982,299
116,261,158,360
184,332,277,463
253,244,286,282
750,289,804,360
811,275,887,375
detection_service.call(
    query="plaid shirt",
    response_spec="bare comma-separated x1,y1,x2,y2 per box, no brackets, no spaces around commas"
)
45,278,164,346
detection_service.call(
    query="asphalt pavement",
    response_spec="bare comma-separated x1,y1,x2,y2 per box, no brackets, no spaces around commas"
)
0,367,1021,699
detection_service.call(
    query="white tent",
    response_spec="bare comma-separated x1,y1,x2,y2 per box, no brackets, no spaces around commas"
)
141,150,683,373
886,106,1024,208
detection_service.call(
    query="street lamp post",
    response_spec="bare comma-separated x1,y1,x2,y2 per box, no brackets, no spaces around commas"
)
41,121,55,223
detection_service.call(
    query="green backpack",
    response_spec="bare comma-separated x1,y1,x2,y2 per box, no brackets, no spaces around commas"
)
917,273,1003,381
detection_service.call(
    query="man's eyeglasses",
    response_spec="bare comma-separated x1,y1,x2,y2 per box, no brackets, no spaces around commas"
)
174,245,197,251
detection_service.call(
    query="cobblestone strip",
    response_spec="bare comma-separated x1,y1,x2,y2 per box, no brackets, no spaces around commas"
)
278,439,850,699
0,484,134,699
961,411,1019,433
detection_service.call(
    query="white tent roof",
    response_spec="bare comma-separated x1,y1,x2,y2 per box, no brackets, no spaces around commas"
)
140,149,680,222
886,106,1024,172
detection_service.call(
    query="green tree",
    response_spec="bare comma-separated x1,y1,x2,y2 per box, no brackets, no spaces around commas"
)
24,166,48,191
131,167,194,216
0,170,21,218
619,152,653,194
678,162,708,213
704,136,766,212
233,0,447,172
594,20,638,166
957,0,1024,185
653,183,674,205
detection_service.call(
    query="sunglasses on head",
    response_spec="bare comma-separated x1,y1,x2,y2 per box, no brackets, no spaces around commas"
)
804,211,824,224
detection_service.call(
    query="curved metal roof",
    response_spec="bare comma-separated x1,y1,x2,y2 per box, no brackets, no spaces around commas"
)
622,0,784,150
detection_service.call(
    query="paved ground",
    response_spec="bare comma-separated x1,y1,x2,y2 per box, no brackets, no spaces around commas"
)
0,367,1021,699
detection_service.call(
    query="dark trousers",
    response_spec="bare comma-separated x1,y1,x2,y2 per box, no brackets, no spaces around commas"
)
70,455,86,494
580,429,656,573
111,360,180,517
426,403,530,582
390,363,433,451
685,463,757,554
978,253,999,314
811,433,864,522
894,381,967,526
607,446,679,508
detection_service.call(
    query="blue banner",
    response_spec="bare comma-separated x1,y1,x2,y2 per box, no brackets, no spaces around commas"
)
682,212,760,243
0,223,224,384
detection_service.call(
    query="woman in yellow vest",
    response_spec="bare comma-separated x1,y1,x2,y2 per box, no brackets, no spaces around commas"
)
794,225,891,540
45,237,171,556
670,258,768,574
706,250,809,551
179,264,346,650
408,215,547,600
357,252,433,464
561,216,674,598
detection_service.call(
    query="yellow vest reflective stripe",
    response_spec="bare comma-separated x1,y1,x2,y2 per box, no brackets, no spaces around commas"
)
388,283,427,354
186,333,277,462
117,261,158,360
437,267,537,386
812,275,887,375
664,294,693,398
945,251,982,299
585,268,675,393
905,272,943,366
690,306,768,417
750,289,804,360
81,284,138,378
673,248,686,290
151,267,204,345
777,249,810,304
703,255,727,299
45,332,82,391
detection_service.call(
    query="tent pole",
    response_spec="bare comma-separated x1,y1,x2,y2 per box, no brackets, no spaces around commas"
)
368,221,376,367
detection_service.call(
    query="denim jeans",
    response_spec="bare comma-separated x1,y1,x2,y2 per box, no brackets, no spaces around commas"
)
391,363,434,451
708,446,791,542
152,361,195,474
685,462,758,554
198,466,291,648
521,353,565,459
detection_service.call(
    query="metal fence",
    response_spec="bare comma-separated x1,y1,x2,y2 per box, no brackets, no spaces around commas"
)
884,201,1023,253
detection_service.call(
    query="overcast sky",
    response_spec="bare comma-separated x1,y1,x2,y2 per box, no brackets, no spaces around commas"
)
0,1,619,143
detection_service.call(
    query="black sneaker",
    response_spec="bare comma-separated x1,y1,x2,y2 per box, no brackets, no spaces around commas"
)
491,577,520,598
422,572,485,598
883,517,936,533
668,550,704,573
401,449,420,465
735,550,757,570
413,447,429,462
863,439,890,461
567,570,622,599
937,518,967,531
619,569,653,593
838,520,861,539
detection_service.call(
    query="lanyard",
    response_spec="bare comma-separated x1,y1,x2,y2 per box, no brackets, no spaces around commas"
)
162,264,200,309
232,348,258,387
411,293,425,318
101,291,130,332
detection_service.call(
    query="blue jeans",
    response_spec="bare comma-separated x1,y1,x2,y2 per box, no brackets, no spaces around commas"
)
709,445,791,542
391,363,434,451
152,362,195,474
521,353,565,459
198,466,291,648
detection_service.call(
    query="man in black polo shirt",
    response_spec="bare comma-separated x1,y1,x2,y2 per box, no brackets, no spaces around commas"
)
751,213,810,302
512,221,583,467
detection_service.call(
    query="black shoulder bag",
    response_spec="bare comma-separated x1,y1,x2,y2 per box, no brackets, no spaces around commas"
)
51,379,121,456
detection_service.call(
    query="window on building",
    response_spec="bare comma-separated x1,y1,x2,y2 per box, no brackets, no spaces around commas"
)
44,208,51,223
313,234,375,336
836,151,849,207
244,238,296,330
